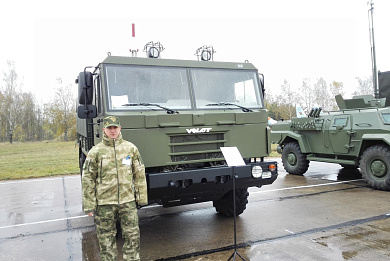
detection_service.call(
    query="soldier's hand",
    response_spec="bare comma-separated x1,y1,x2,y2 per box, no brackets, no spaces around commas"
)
86,212,94,217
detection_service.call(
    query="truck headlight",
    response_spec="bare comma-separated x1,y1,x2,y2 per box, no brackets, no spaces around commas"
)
252,165,263,178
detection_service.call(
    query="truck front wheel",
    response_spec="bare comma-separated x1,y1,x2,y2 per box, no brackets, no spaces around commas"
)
360,145,390,191
213,189,249,217
281,142,309,175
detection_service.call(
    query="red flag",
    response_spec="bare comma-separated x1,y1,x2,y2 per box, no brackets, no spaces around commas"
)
132,24,135,37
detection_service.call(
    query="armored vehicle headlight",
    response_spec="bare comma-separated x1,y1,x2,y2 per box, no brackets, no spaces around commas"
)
252,165,263,178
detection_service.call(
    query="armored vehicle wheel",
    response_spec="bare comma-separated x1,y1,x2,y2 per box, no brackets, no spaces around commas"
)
281,142,309,175
213,188,249,217
360,145,390,191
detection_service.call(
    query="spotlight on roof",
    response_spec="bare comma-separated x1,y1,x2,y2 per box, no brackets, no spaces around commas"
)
143,41,165,58
195,45,215,61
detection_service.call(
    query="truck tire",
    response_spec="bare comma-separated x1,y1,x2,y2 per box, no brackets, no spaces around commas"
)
282,142,309,175
213,189,249,217
360,145,390,191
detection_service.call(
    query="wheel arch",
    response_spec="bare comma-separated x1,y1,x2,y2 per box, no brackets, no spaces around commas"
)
360,134,390,157
276,132,311,153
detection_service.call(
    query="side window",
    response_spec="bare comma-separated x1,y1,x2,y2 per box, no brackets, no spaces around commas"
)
333,116,348,128
381,113,390,124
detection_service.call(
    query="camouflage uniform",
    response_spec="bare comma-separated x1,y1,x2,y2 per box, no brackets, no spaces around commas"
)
82,116,147,261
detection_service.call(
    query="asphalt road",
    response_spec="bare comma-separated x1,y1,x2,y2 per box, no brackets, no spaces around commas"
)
0,158,389,260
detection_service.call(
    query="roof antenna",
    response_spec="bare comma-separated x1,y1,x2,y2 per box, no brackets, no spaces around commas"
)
368,0,379,98
129,23,139,57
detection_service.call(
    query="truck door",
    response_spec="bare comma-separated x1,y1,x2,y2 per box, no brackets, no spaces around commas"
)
329,115,352,154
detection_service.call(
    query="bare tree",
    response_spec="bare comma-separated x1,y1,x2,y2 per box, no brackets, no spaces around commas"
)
353,76,373,96
276,80,298,119
2,60,22,143
298,78,315,115
313,77,332,111
329,81,345,110
46,78,77,141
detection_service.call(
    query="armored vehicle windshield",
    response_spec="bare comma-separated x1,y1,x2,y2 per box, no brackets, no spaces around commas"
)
104,63,263,112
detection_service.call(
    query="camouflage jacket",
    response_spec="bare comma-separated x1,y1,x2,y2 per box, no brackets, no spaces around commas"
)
82,133,148,213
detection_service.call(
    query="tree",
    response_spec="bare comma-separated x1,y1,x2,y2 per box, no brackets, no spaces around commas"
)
313,77,332,111
45,78,77,141
1,60,22,143
264,93,282,120
353,76,373,96
297,78,315,115
275,80,298,120
329,81,345,110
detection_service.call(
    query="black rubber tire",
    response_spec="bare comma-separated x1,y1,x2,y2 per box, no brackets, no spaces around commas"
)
281,142,309,175
213,189,249,217
360,145,390,191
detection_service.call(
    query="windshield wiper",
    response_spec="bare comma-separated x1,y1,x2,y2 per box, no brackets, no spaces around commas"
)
206,102,253,112
122,103,179,114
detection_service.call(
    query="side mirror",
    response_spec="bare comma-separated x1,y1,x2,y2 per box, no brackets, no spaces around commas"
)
77,71,93,105
78,105,97,119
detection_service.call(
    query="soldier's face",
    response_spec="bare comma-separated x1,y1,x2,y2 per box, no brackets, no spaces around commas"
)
103,126,121,139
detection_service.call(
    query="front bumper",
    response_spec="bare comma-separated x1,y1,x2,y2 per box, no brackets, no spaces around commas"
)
147,161,278,207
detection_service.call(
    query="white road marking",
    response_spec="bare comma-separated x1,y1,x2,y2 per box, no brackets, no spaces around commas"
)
251,179,364,194
0,215,90,230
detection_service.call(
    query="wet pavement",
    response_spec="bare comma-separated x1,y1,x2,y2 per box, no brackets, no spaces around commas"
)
0,159,389,260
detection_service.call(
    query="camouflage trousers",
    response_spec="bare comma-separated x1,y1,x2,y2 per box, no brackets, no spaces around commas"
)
95,201,140,261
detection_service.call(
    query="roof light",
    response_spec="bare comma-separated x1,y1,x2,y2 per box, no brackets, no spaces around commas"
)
195,45,215,61
143,41,164,59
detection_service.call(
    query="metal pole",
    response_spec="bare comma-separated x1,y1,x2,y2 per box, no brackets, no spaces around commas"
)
227,167,246,261
369,0,379,98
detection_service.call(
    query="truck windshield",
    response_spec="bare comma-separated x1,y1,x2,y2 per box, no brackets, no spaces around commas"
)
105,65,191,111
191,68,262,109
104,64,263,111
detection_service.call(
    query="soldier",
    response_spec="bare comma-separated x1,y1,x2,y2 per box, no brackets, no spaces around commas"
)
82,116,148,261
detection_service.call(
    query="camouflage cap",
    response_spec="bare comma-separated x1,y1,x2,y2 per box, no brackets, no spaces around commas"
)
103,116,121,128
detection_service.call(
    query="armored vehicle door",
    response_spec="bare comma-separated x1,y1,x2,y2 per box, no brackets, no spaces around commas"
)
329,115,352,154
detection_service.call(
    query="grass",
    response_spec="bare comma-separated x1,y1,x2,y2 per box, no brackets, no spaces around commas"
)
0,141,79,180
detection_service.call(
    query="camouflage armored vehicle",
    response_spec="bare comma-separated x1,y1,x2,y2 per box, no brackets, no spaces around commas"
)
76,52,278,216
271,71,390,191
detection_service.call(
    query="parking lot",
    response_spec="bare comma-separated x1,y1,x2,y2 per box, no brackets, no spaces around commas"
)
1,158,389,260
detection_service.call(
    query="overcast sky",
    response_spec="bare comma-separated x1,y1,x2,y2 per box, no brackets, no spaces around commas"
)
1,0,389,103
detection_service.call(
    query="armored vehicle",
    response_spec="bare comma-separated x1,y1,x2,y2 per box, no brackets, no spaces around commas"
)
76,52,278,216
271,71,390,191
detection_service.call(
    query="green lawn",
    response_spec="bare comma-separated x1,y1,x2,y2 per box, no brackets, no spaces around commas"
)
0,141,79,180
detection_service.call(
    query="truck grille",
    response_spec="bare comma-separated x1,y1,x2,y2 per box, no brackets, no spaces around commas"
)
169,133,226,163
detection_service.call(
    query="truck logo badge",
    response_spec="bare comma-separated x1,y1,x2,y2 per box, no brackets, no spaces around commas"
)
186,128,212,134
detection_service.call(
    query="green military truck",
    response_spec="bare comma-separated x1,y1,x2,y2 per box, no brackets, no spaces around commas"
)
271,71,390,191
76,54,278,216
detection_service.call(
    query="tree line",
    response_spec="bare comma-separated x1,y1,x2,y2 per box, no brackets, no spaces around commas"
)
0,61,76,143
265,76,374,121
